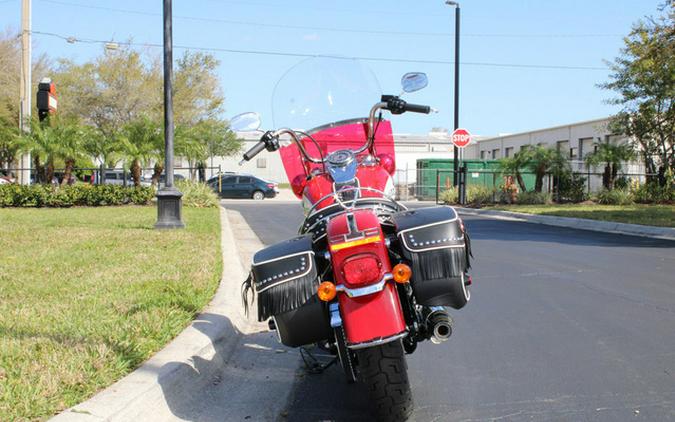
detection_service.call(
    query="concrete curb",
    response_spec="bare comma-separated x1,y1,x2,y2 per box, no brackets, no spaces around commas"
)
456,207,675,241
51,207,269,421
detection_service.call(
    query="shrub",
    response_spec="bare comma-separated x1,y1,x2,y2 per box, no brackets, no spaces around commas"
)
557,173,589,203
596,188,633,205
631,182,674,204
0,184,154,207
517,191,552,205
438,187,458,204
438,185,495,207
176,180,219,208
465,185,495,207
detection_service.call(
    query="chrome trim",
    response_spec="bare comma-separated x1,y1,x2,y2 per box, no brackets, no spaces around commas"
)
336,273,393,298
348,331,408,350
272,128,323,164
359,101,387,154
329,302,342,328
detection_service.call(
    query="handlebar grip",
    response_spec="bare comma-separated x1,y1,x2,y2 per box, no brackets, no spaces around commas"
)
404,103,431,114
242,141,266,161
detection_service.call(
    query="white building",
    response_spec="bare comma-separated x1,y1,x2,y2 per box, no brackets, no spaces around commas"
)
464,117,627,163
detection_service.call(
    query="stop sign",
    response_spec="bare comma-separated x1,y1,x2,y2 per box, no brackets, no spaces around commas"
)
452,128,472,148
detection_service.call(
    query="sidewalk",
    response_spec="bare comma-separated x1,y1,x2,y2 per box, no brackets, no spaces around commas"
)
51,207,297,421
456,207,675,241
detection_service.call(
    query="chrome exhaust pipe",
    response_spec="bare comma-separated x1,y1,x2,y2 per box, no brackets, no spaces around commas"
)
425,306,453,344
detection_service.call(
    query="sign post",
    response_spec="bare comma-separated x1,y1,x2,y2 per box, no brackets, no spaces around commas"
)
451,128,472,205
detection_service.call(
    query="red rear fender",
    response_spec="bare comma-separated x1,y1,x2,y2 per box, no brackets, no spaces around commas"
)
327,209,406,346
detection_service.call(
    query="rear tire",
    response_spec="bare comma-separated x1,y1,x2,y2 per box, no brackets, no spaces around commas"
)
356,340,413,422
252,190,265,200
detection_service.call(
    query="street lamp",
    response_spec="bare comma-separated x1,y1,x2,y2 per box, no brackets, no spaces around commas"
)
155,0,184,229
445,0,460,187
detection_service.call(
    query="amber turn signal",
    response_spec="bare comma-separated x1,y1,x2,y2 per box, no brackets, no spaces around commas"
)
317,281,337,302
392,263,412,284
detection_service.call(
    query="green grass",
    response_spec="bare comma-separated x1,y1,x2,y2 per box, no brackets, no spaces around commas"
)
0,207,222,421
486,203,675,227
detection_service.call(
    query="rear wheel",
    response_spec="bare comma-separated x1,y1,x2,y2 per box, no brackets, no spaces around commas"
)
356,340,413,422
252,190,265,200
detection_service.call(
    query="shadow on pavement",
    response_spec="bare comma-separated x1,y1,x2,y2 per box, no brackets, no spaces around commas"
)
159,312,298,421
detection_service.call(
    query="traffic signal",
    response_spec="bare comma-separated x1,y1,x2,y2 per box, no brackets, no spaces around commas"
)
36,78,57,122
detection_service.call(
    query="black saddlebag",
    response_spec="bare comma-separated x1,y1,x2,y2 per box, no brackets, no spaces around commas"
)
273,297,332,347
392,206,471,309
248,234,320,321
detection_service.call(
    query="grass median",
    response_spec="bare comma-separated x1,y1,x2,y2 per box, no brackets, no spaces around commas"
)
486,203,675,227
0,207,222,421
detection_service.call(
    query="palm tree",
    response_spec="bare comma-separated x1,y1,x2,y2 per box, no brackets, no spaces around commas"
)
121,117,162,186
21,118,85,184
498,149,530,192
525,146,568,193
584,141,635,190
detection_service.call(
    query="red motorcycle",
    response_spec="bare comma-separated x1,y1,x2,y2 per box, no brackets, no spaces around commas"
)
237,59,472,421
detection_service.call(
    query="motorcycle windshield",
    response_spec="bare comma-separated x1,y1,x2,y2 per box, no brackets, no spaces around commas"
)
272,58,395,185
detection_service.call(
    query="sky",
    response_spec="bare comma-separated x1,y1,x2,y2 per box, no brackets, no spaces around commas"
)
0,0,665,137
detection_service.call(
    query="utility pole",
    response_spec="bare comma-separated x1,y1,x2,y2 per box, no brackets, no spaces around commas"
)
19,0,31,185
155,0,184,229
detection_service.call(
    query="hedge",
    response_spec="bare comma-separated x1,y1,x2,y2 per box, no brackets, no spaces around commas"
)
0,184,154,207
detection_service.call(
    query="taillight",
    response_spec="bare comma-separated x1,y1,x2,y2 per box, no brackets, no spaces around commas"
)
342,255,381,286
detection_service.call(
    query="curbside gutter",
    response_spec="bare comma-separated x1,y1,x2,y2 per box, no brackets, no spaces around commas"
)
51,207,295,421
456,207,675,241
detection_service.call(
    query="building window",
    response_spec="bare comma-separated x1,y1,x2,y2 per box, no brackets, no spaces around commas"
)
492,148,500,159
256,157,267,168
556,140,569,152
570,147,578,160
505,147,514,158
480,150,485,159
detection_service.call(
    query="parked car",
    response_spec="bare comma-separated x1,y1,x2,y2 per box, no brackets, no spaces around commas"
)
207,174,277,199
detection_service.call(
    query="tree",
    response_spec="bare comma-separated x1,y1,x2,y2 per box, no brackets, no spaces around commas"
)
0,117,20,169
176,119,242,179
525,146,569,193
0,30,51,124
498,149,530,192
121,117,162,186
20,118,86,184
53,46,162,152
0,30,51,170
173,52,224,126
585,142,635,190
601,2,674,183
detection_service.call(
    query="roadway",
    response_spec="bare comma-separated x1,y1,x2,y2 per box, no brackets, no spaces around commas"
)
223,200,675,422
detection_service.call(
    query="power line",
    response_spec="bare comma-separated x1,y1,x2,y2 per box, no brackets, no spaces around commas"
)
36,0,622,39
31,30,610,71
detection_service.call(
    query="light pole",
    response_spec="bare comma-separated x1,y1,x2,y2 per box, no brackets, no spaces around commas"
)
19,0,31,185
446,0,460,187
155,0,184,229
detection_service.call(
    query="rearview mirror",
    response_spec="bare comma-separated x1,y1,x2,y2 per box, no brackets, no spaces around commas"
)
230,112,261,132
401,72,428,93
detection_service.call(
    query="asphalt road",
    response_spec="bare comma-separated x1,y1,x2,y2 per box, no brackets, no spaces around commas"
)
223,200,675,422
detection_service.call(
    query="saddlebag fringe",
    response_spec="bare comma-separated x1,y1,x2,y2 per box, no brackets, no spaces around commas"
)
241,271,254,317
409,247,467,281
257,274,318,321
